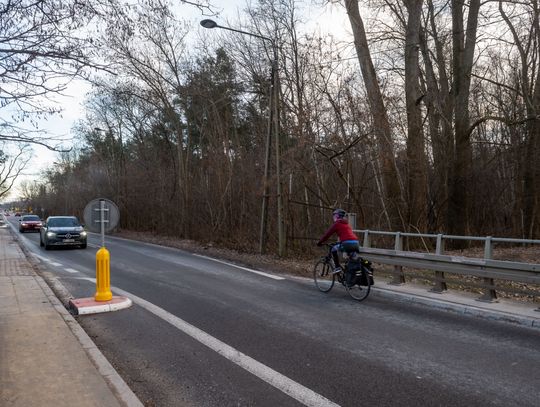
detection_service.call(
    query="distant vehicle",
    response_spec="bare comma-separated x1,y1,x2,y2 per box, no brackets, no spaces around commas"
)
14,212,21,217
19,215,42,233
40,216,87,250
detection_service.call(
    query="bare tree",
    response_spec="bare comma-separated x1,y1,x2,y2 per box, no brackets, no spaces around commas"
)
403,0,428,231
446,0,481,238
419,0,454,230
99,0,193,232
0,0,115,149
343,0,405,230
0,144,31,199
498,0,540,238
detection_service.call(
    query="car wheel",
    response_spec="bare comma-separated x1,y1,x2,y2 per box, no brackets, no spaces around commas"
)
80,243,87,249
19,228,24,233
44,240,50,250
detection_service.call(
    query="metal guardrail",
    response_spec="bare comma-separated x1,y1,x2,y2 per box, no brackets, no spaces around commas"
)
353,229,540,309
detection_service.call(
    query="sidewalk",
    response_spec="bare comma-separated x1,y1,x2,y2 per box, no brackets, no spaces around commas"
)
0,221,142,406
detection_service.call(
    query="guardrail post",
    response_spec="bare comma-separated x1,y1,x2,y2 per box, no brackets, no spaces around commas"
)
363,230,370,248
477,237,499,303
348,213,357,230
431,234,447,293
390,232,406,285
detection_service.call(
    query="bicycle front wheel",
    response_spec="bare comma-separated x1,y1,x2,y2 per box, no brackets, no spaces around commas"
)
313,260,335,293
346,270,371,301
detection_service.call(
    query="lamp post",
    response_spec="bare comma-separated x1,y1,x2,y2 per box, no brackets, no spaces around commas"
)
200,19,285,257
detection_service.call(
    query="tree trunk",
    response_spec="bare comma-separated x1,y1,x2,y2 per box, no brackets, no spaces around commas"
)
446,0,481,240
344,0,404,231
404,0,427,231
421,0,454,230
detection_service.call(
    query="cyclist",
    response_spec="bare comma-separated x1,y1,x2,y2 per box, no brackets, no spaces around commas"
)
317,209,360,274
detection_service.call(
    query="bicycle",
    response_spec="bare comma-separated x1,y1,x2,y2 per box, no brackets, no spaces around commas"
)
313,244,373,301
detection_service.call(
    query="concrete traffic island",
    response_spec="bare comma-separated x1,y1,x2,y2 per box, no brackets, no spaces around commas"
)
69,295,132,315
68,235,133,315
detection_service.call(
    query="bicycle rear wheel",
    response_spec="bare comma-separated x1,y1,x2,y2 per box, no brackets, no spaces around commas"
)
346,269,371,301
313,260,335,292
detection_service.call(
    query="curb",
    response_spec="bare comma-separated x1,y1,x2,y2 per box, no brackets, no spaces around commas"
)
371,286,540,330
5,222,144,407
286,273,540,331
70,296,133,315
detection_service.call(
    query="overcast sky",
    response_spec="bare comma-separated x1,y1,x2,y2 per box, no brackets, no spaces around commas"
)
2,0,350,202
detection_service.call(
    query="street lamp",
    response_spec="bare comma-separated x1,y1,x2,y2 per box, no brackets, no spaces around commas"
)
200,19,272,42
200,19,285,257
200,19,217,29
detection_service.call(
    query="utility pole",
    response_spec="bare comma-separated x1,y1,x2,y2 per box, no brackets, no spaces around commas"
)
200,19,285,256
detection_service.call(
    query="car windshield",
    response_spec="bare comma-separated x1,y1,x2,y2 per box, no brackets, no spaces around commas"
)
48,218,80,227
22,215,40,221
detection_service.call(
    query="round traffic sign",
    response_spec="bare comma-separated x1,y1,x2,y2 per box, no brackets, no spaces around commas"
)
83,198,120,233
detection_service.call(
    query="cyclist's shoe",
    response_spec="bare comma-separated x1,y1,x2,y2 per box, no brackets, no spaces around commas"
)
332,267,342,274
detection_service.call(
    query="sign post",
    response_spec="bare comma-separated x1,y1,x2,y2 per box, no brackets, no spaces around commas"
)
100,198,106,247
69,198,130,315
83,198,120,302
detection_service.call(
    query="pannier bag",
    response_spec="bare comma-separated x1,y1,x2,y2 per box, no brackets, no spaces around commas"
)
357,259,374,286
347,258,374,286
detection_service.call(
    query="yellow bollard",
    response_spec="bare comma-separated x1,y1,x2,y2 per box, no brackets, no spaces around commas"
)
95,246,112,302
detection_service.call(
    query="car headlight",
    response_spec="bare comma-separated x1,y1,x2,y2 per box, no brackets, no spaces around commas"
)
80,231,87,237
46,232,56,238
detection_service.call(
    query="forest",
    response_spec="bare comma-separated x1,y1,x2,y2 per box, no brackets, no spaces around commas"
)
3,0,540,255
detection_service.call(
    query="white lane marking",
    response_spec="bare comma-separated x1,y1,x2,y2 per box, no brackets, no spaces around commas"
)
49,261,62,267
88,243,100,248
193,254,285,281
74,277,338,407
65,268,80,274
37,256,63,267
34,254,48,262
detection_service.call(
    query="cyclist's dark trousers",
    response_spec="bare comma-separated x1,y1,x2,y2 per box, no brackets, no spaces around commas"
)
341,241,360,254
331,241,360,269
332,251,341,269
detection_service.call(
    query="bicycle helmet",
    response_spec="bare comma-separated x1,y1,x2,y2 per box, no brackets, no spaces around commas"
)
332,208,347,219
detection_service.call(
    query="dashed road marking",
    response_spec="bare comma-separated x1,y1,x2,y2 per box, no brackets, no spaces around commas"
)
65,268,80,274
74,277,338,407
36,256,62,267
49,261,62,267
34,254,48,262
193,254,285,280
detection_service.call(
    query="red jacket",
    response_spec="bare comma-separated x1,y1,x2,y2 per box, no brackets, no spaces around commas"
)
317,219,358,245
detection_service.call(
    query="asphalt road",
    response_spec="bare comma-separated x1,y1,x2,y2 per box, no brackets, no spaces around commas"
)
8,216,540,407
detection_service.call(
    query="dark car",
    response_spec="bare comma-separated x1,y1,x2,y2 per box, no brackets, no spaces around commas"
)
19,215,42,232
40,216,87,250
